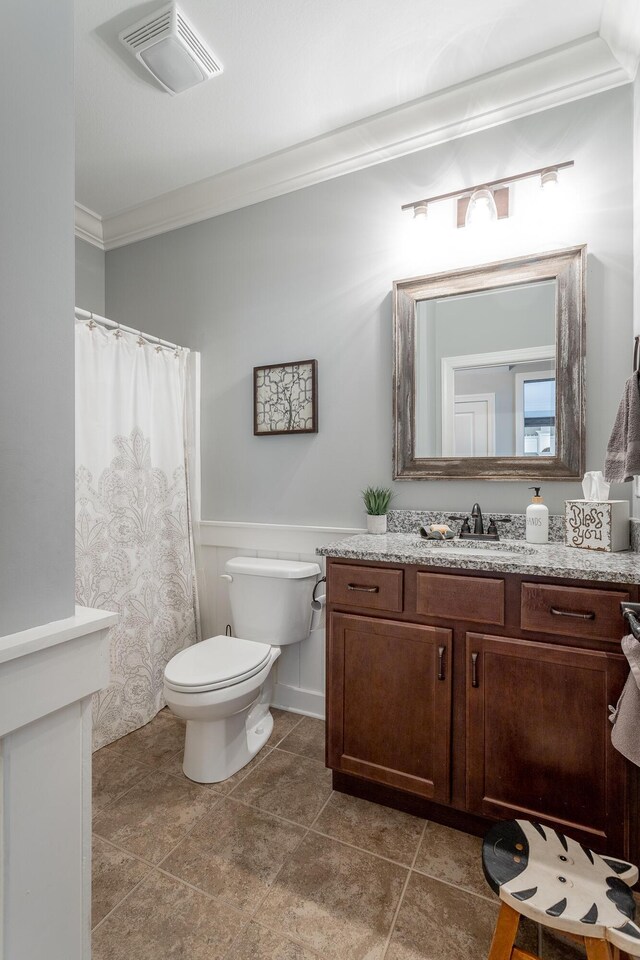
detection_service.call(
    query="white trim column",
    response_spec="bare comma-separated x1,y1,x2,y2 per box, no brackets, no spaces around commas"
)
0,605,117,960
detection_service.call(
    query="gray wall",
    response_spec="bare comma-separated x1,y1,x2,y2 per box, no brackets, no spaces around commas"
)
106,86,634,525
0,0,75,633
75,238,105,315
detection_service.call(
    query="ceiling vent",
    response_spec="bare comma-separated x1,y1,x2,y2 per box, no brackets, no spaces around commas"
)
119,3,222,95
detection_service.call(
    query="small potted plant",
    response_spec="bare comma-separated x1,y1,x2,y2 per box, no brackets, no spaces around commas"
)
362,486,393,535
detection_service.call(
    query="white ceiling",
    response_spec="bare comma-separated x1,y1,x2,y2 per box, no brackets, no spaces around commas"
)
76,0,608,220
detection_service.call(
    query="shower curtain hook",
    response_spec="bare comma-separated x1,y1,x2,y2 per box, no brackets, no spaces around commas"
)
137,330,145,347
86,311,97,331
113,322,123,339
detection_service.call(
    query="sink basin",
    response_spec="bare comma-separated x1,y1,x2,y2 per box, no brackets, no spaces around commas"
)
418,539,535,559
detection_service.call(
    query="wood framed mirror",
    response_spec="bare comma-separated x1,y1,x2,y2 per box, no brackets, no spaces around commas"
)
393,245,585,480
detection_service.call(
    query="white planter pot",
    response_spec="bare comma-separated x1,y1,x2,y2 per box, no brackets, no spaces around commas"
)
367,514,387,535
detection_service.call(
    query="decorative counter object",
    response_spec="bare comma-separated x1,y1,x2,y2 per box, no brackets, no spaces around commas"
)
565,499,630,552
362,486,393,535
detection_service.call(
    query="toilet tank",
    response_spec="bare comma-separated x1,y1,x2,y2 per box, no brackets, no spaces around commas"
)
224,557,321,645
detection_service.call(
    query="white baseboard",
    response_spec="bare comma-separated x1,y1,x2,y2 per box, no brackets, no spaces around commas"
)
272,683,325,720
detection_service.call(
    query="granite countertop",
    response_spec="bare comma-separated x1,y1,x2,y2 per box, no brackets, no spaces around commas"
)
316,533,640,584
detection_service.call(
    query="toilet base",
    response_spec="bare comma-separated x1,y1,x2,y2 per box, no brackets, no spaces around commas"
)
182,701,273,783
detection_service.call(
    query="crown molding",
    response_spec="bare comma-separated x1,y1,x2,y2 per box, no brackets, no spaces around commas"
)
76,34,630,252
600,0,640,80
74,203,104,249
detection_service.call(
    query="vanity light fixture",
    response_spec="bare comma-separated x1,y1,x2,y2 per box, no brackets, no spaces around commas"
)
402,160,574,228
540,168,560,192
465,187,498,227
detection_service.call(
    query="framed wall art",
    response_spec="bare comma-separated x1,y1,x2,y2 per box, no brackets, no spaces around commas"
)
253,359,318,436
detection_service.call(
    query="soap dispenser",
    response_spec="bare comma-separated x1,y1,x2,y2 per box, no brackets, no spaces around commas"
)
526,486,549,544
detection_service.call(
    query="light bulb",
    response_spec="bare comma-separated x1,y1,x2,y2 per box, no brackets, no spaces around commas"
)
540,169,559,192
413,203,428,219
465,187,498,228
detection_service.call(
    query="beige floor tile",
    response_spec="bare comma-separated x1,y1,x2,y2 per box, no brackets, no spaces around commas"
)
386,872,499,960
102,714,185,769
543,930,585,959
278,717,325,763
510,916,585,960
269,708,303,747
93,770,218,863
255,832,407,960
227,921,324,960
413,822,493,899
163,744,273,795
313,792,424,865
92,837,151,928
91,871,244,960
161,798,305,911
92,750,152,815
232,749,332,826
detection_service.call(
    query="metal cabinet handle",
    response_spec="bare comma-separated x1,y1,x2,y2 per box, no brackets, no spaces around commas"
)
347,583,379,593
438,645,446,681
471,652,479,688
550,607,595,620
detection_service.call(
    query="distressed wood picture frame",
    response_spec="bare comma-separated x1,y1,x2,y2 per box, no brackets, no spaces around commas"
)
393,245,586,480
253,359,318,436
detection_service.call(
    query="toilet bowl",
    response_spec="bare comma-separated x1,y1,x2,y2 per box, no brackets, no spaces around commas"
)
164,556,320,783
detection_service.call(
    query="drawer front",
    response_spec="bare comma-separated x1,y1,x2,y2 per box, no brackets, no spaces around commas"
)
328,564,403,613
521,583,630,641
416,572,504,626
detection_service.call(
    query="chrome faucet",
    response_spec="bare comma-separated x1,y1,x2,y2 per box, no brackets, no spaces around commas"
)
471,503,484,536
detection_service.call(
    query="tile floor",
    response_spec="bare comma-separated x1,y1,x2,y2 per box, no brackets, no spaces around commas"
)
92,709,584,960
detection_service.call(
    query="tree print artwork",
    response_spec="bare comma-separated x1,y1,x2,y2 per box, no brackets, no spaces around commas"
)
254,359,318,435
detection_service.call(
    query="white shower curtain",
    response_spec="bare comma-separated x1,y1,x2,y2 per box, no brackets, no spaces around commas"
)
75,319,199,749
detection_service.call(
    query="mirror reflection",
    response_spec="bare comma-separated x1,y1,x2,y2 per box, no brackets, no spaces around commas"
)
414,280,556,459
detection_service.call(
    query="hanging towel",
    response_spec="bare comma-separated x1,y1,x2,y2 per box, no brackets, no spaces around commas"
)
610,633,640,767
603,373,640,482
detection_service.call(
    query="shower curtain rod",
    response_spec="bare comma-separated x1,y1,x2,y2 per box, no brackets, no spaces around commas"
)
75,306,184,352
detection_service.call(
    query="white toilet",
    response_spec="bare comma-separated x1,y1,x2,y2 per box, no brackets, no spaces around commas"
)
163,556,321,783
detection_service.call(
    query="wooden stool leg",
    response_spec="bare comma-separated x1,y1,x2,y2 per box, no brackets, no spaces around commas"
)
488,903,521,960
584,937,613,960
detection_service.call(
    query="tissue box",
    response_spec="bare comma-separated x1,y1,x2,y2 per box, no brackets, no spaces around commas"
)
565,500,630,552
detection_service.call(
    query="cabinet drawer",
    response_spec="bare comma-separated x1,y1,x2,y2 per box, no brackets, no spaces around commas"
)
521,583,629,641
416,572,504,626
328,564,403,613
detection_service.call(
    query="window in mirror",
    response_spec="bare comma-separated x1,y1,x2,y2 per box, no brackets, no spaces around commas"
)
517,374,556,456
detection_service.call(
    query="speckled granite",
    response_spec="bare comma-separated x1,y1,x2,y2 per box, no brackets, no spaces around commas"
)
387,509,566,542
631,518,640,553
317,533,640,584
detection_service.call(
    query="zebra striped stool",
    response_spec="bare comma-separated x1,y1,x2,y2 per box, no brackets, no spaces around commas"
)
482,820,640,960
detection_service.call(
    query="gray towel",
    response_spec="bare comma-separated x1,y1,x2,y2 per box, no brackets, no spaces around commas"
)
603,374,640,482
610,633,640,766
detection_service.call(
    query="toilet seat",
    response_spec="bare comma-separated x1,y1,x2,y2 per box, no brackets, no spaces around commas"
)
164,635,273,694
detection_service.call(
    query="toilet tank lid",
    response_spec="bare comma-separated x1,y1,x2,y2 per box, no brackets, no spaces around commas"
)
225,557,321,579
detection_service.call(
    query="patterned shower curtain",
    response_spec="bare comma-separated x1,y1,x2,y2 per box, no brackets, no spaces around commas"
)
75,319,199,749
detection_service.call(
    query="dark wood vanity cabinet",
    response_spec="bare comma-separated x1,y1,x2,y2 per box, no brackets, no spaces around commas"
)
465,633,628,853
327,613,452,801
325,558,637,860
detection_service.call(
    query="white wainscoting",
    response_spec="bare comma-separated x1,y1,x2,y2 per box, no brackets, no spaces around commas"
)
197,521,364,719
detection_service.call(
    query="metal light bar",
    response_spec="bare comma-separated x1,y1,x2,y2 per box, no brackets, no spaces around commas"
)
401,160,574,214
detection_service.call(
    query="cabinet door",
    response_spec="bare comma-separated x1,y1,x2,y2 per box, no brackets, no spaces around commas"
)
466,633,628,854
327,613,452,801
